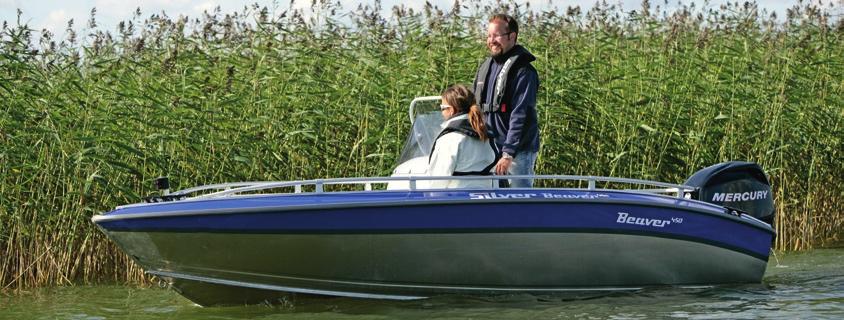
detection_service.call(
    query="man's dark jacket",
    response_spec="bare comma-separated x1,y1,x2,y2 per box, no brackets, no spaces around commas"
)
473,45,540,157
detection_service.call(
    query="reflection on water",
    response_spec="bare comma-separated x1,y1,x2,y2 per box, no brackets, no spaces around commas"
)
2,249,842,319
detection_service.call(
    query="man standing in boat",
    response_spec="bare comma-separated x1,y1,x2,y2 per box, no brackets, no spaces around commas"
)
474,14,540,188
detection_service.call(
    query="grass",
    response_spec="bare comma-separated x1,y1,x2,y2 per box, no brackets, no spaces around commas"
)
1,0,842,289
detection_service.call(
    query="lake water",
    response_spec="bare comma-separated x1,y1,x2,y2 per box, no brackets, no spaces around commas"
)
2,249,842,319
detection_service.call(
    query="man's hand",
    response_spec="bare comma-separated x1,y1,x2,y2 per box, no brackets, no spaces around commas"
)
495,157,513,175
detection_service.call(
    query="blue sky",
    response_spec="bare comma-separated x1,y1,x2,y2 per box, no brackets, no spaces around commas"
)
0,1,826,37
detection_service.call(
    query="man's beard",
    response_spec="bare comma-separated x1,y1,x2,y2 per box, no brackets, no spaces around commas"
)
488,43,504,57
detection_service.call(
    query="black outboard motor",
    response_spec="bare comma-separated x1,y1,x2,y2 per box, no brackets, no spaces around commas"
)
685,161,775,226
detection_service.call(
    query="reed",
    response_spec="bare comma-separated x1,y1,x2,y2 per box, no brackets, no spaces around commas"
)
1,0,842,290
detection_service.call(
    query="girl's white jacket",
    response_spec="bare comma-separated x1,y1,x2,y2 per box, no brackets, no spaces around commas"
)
427,114,497,189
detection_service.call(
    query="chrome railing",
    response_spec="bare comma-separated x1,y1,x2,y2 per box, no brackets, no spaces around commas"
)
164,175,696,200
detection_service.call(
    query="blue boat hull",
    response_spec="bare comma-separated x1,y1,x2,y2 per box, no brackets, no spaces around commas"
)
93,190,774,305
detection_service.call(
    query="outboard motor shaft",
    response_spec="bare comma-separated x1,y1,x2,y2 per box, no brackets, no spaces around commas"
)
685,161,775,225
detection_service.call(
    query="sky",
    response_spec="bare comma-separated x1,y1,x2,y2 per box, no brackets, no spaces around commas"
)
0,0,833,38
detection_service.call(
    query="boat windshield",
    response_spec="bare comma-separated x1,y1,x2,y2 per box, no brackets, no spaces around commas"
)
395,97,444,166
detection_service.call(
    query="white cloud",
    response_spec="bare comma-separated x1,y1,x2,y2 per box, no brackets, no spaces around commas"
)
43,9,74,33
0,0,19,7
192,1,218,14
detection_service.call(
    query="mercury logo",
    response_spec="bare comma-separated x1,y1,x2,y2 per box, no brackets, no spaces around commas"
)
711,190,768,202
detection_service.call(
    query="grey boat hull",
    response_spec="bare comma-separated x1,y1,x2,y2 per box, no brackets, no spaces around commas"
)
106,230,768,305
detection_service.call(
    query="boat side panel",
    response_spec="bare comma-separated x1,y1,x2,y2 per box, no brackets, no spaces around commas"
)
97,202,773,259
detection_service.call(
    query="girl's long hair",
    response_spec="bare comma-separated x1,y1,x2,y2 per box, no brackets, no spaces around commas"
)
442,84,489,141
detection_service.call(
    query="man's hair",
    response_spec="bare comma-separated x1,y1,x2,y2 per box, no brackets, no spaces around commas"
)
489,14,518,35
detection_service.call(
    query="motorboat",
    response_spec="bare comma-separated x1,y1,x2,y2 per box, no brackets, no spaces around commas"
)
92,97,776,306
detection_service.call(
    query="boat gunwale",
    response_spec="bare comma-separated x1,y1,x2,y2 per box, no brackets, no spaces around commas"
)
91,194,775,234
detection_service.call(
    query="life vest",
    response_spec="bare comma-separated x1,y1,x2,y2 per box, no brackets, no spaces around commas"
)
473,53,523,114
428,116,500,176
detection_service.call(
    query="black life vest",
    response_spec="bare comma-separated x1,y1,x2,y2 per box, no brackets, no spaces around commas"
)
473,53,523,114
428,117,500,176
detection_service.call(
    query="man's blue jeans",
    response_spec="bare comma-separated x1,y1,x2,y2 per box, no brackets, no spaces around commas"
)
508,151,538,188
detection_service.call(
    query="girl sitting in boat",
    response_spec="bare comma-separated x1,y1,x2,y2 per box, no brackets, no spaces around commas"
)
427,84,499,189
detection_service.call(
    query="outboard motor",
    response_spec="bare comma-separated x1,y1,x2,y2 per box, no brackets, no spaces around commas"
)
685,161,775,226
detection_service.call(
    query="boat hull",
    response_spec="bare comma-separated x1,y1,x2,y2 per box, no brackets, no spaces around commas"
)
94,191,774,305
107,230,768,305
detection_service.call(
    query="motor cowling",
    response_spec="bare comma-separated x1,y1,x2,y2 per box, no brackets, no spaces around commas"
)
684,161,775,225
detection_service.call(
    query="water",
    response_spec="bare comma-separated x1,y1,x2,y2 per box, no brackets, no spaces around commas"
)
2,249,842,319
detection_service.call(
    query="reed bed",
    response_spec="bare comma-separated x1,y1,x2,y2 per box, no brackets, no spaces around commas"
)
1,0,842,290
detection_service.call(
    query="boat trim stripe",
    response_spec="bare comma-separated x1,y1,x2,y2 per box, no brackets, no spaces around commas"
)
148,270,426,300
148,270,646,300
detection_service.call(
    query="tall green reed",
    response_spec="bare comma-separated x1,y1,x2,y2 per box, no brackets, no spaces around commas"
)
1,0,842,290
